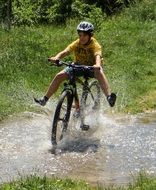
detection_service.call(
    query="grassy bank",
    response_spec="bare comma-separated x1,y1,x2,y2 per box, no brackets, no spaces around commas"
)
0,173,156,190
0,0,155,120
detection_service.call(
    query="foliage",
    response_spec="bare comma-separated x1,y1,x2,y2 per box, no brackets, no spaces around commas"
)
82,0,136,15
0,0,155,119
0,173,156,190
71,1,105,30
87,7,106,31
46,0,73,24
0,0,140,26
13,0,36,25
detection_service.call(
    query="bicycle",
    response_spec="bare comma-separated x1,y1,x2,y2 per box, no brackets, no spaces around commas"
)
51,61,101,147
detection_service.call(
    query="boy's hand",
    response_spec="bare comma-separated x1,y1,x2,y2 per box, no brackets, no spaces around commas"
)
48,57,59,63
48,57,61,67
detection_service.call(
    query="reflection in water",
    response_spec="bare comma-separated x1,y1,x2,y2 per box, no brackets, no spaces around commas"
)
0,111,156,185
56,137,100,153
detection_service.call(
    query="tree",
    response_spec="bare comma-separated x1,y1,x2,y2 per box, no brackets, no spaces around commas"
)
0,0,12,30
6,0,12,30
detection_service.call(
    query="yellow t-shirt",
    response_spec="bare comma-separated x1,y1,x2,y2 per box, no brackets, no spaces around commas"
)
65,37,102,66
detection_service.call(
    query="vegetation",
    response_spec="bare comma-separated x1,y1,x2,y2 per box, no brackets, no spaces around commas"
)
0,0,156,120
0,0,137,27
0,173,156,190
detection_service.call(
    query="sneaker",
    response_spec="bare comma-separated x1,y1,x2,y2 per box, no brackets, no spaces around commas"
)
34,96,48,106
107,93,116,107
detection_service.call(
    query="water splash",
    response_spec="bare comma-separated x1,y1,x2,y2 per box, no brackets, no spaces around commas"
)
0,110,156,185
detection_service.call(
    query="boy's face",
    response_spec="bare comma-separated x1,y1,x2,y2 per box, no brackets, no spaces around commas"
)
78,32,90,45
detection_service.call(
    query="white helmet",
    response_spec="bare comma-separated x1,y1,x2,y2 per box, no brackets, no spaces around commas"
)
77,21,94,35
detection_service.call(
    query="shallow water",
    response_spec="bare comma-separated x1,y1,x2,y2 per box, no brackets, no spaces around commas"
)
0,109,155,185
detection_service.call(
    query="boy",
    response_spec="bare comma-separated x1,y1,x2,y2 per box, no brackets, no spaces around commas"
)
35,21,116,109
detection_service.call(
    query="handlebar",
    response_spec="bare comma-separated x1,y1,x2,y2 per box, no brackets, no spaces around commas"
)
48,59,95,70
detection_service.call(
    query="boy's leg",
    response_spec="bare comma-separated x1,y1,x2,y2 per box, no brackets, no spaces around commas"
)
94,67,110,97
34,70,68,106
45,70,68,98
94,67,116,107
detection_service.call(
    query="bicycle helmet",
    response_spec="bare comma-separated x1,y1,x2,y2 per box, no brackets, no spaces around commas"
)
77,21,94,35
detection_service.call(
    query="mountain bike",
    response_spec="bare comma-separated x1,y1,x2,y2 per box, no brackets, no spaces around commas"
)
51,61,101,146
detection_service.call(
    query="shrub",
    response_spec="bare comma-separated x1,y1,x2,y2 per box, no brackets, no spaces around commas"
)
124,0,156,21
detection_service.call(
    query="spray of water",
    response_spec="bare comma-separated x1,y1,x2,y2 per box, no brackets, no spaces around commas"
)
0,99,156,185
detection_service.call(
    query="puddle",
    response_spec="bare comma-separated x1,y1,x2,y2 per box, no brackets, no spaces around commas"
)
0,110,155,185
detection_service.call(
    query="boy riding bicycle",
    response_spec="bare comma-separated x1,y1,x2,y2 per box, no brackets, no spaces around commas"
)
35,21,116,110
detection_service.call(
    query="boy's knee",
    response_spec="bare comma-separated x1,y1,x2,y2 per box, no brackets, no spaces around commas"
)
55,72,68,80
94,67,102,78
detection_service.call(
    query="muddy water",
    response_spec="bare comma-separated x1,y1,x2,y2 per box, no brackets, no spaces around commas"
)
0,110,155,185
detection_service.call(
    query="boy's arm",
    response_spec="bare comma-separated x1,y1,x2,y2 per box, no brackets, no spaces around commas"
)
93,40,103,67
48,49,70,62
94,54,102,67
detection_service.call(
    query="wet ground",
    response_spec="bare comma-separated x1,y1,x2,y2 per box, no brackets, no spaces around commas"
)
0,109,156,185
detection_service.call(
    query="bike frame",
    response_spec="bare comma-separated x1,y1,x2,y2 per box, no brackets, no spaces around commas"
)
62,72,95,130
62,70,92,104
51,61,101,146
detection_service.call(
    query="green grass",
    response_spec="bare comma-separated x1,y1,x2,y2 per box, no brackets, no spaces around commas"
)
0,173,156,190
0,176,91,190
98,14,156,113
0,0,156,120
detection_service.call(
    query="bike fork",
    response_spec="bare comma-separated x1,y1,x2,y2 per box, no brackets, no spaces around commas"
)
79,81,90,131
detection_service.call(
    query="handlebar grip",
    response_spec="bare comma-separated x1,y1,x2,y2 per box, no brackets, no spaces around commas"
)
47,58,62,67
55,60,60,65
55,60,63,67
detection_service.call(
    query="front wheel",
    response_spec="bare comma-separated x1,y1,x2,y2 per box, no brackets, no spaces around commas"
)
51,91,73,146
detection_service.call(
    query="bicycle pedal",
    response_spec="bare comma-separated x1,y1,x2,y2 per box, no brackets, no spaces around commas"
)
80,124,90,131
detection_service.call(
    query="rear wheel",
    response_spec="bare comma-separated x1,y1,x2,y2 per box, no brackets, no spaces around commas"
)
82,80,101,111
51,91,73,146
79,80,101,130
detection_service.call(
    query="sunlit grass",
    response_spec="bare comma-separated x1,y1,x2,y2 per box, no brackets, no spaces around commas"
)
98,16,156,113
0,173,156,190
0,0,155,119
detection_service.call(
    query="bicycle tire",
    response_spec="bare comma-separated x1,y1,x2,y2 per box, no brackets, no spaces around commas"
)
81,80,101,111
51,90,73,146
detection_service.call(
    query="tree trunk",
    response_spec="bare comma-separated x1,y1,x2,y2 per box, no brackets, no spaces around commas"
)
6,0,12,30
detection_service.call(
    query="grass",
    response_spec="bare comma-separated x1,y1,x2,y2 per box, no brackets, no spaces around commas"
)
0,173,156,190
0,0,156,120
98,16,156,113
0,176,91,190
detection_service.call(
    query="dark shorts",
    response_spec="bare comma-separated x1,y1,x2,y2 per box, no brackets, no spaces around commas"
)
64,66,94,78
